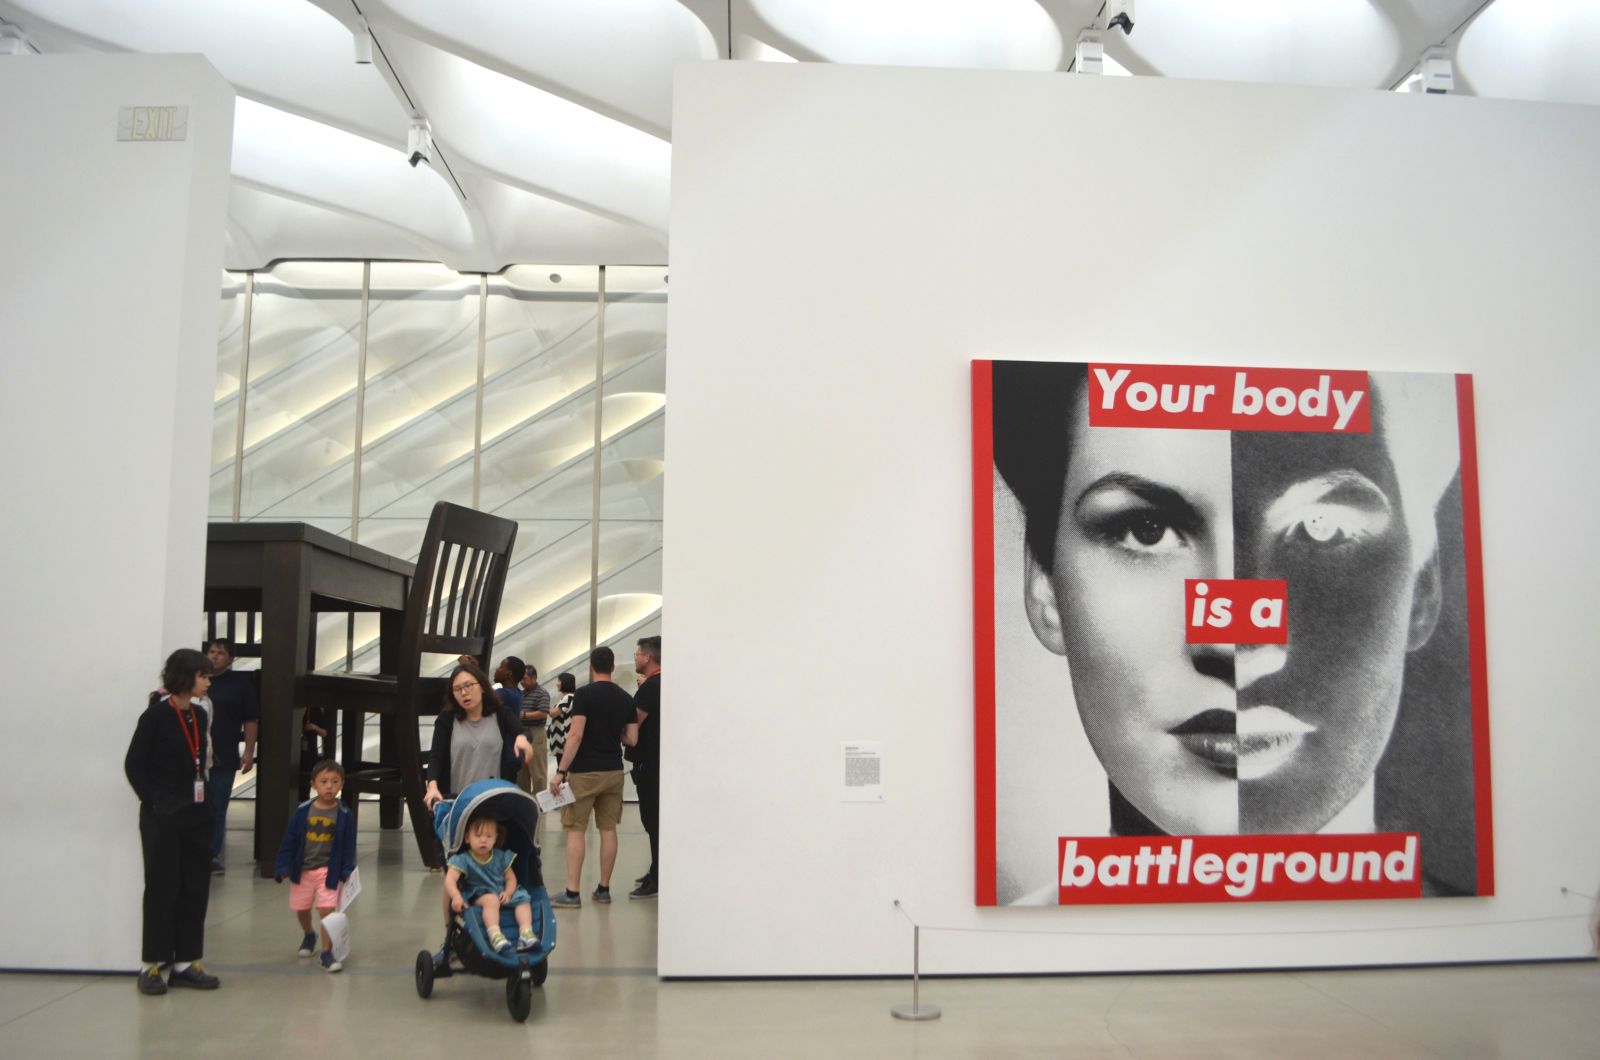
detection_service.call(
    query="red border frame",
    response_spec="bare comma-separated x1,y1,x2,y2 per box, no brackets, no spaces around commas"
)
1455,374,1495,895
972,362,1494,904
972,361,998,905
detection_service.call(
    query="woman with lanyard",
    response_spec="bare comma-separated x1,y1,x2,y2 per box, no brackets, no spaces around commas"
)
124,648,221,995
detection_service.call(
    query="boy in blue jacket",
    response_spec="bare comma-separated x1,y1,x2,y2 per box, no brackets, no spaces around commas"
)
275,759,357,972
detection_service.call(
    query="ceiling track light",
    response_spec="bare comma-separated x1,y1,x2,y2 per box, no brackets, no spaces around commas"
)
1420,46,1453,94
1075,30,1104,75
352,16,373,64
1395,46,1453,95
407,117,433,168
1102,0,1134,36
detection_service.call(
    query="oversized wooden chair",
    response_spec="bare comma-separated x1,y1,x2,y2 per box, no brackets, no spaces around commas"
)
300,501,518,867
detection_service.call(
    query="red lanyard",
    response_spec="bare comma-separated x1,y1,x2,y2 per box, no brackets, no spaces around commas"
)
170,699,202,776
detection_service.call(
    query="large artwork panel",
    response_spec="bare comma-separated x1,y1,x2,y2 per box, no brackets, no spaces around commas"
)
978,360,1491,906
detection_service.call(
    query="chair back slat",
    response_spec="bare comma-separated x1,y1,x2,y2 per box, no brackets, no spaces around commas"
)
464,550,488,636
426,541,452,639
445,543,471,637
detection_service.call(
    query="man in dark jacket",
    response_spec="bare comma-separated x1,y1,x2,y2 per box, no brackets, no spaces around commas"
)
628,636,661,899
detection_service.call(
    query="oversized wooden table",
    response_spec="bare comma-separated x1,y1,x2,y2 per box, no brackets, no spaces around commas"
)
205,522,413,876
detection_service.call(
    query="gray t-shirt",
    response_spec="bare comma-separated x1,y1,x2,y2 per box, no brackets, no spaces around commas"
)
450,715,503,792
302,800,339,872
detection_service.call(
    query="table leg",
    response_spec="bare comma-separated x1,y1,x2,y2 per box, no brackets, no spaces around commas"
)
378,606,404,829
254,542,312,876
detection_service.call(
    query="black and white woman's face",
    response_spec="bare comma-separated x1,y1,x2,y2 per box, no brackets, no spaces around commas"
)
1025,389,1435,835
1233,425,1426,833
1026,389,1239,834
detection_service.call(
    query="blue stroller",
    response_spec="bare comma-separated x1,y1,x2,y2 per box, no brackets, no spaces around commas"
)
414,779,556,1021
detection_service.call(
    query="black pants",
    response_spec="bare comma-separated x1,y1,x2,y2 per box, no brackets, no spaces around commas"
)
632,765,659,880
140,804,213,964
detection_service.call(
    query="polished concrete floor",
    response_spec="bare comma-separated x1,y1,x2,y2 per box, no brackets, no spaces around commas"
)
3,803,1598,1058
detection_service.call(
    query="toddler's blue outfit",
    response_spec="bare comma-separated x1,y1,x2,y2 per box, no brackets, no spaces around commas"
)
447,848,530,907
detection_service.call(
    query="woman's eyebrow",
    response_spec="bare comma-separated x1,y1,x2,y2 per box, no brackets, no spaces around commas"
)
1074,472,1195,515
1262,470,1391,528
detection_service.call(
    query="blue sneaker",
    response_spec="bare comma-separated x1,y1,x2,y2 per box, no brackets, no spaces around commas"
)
489,931,512,954
320,950,342,973
297,931,317,957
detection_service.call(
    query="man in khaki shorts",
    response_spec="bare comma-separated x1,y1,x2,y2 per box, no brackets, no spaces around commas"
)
549,646,637,908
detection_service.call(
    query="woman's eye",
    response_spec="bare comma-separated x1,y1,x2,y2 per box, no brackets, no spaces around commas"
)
1113,514,1183,553
1285,503,1386,548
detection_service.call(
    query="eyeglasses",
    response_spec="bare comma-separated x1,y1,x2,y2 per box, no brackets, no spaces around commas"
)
451,683,478,695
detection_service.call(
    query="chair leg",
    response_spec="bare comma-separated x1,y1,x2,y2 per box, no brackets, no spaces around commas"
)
379,714,402,830
396,701,442,869
341,710,365,774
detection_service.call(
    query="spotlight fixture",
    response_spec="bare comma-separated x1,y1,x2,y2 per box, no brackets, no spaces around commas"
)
1075,30,1104,75
406,117,433,168
1420,46,1453,95
1103,0,1133,35
352,16,373,65
1396,47,1453,95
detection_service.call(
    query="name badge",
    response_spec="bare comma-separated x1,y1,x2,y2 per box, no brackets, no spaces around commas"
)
194,780,206,803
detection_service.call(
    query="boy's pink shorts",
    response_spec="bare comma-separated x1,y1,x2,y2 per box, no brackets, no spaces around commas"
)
288,866,339,912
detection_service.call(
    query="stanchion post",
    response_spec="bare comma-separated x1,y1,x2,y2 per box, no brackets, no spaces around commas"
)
891,921,941,1021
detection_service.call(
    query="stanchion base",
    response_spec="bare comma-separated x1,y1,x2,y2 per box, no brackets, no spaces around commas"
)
891,1003,942,1021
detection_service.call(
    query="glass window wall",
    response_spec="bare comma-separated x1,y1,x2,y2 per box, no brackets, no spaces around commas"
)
211,261,664,682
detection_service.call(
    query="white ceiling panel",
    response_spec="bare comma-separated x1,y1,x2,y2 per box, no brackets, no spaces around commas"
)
2,0,1595,270
748,0,1063,69
1125,0,1400,88
9,0,410,142
471,178,668,267
228,184,439,266
375,0,716,137
1458,0,1600,106
232,98,474,257
378,33,671,233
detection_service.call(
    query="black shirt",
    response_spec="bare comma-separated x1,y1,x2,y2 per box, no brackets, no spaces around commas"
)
631,673,660,770
568,680,634,774
125,697,213,818
207,669,260,770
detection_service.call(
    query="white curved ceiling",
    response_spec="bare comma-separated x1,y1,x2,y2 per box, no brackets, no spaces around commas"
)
1,0,1595,272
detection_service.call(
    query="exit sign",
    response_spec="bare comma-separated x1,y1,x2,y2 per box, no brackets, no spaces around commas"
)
118,106,188,142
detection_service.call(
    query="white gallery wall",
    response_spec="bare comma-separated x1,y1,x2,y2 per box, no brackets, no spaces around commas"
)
661,60,1600,976
0,55,233,970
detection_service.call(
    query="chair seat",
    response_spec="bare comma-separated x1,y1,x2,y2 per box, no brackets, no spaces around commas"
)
300,671,398,713
345,768,402,798
300,672,449,715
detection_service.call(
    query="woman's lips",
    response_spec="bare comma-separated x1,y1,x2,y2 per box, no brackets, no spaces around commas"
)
1168,709,1238,777
1236,705,1315,781
1168,706,1316,780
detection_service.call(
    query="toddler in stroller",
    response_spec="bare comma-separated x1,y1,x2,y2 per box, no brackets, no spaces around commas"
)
447,816,539,953
416,779,556,1022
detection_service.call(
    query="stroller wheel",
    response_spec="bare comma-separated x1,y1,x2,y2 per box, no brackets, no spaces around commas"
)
506,975,532,1022
414,950,435,999
530,957,549,987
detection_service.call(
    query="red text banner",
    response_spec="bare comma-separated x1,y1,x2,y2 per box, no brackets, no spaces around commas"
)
1186,579,1288,644
1087,364,1371,433
1058,833,1423,904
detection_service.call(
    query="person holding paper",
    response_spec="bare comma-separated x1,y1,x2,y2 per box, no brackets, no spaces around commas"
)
549,647,638,909
273,759,357,972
